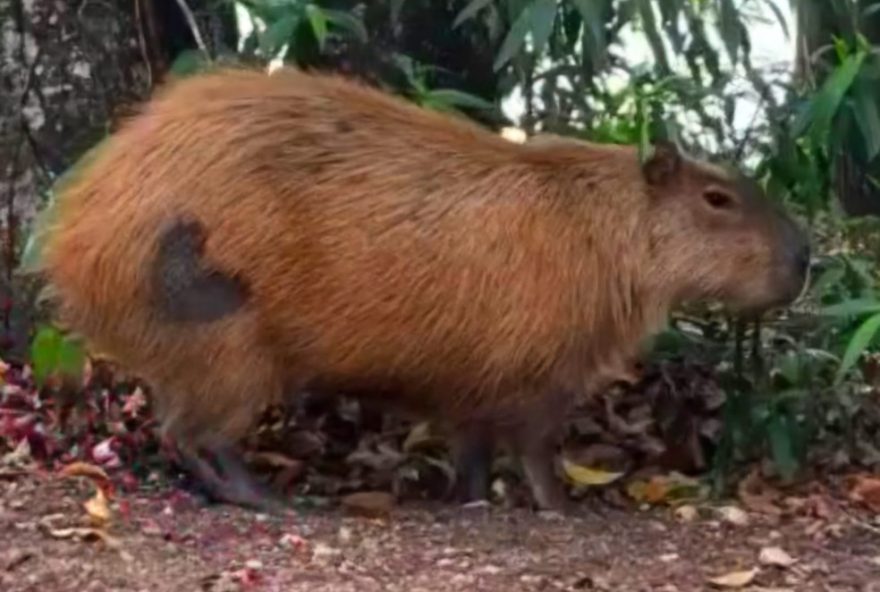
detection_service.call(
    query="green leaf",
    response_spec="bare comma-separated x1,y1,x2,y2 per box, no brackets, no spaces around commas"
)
30,325,85,387
851,79,880,162
528,0,558,57
794,49,867,143
718,0,742,65
766,413,798,482
492,1,533,70
323,8,368,42
820,297,880,318
453,0,493,28
835,311,880,384
305,4,328,51
259,13,298,56
169,49,210,77
423,88,497,111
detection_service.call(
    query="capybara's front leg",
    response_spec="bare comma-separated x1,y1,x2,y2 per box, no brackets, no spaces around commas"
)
451,422,495,504
512,414,572,513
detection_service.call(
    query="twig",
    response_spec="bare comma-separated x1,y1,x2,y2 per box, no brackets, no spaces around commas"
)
173,0,210,58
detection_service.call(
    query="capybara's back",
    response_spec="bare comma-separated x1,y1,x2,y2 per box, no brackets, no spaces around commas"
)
39,66,809,511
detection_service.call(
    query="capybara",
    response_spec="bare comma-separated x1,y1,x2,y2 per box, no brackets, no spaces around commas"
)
36,66,810,512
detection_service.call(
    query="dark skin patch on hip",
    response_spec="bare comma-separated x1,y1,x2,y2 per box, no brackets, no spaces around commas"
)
151,215,250,323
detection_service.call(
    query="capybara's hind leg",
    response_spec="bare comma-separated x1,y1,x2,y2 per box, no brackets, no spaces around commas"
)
177,441,289,514
451,423,495,504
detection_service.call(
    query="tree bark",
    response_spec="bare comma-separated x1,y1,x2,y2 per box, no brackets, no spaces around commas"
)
0,0,150,358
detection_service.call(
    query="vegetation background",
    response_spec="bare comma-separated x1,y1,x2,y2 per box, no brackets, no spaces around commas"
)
0,0,880,591
2,3,880,589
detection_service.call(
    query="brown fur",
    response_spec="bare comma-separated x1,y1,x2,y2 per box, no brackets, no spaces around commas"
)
37,66,809,510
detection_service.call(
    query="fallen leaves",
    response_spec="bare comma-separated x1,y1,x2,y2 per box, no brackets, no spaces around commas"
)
561,458,624,487
44,461,121,551
707,567,758,588
737,469,783,516
759,546,796,568
847,474,880,513
626,472,707,506
340,491,395,519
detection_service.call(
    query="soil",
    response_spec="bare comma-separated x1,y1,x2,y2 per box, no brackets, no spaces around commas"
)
1,472,878,592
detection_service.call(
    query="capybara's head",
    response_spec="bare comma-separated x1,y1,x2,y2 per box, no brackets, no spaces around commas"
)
640,141,810,314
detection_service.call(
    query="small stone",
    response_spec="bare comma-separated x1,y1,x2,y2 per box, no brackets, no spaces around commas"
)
245,559,263,571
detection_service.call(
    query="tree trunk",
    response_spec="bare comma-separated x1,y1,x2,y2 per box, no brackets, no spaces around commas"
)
0,0,150,359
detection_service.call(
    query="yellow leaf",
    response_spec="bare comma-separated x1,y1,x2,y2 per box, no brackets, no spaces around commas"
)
707,567,758,588
562,458,624,486
84,488,112,527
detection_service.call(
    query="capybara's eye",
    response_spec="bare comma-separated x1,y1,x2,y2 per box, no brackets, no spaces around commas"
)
703,190,736,210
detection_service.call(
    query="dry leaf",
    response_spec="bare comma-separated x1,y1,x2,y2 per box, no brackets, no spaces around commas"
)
847,474,880,513
47,526,121,549
737,469,782,516
250,451,302,469
2,439,33,468
340,491,394,519
759,546,796,568
562,458,624,487
707,567,758,588
84,488,112,527
674,504,698,522
59,461,110,487
626,473,704,505
718,506,749,527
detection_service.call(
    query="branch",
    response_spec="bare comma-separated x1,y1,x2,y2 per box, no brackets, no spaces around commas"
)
173,0,209,57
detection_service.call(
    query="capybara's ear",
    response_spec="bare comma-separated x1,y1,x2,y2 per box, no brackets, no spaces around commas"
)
641,140,681,187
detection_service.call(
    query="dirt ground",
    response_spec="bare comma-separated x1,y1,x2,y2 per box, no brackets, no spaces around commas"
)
1,472,878,592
